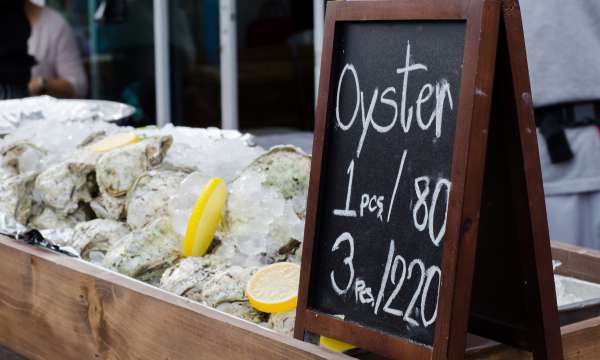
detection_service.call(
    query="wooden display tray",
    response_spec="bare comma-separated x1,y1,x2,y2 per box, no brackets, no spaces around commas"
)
467,242,600,359
0,236,345,360
0,236,598,360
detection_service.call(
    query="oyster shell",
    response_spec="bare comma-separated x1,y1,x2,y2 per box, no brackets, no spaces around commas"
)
159,255,228,301
159,255,265,323
103,216,181,284
246,146,311,215
90,193,126,220
126,169,188,229
215,301,267,324
0,171,37,224
78,131,107,148
96,136,173,197
0,166,15,182
71,219,130,263
29,205,91,230
34,160,95,216
218,146,310,266
268,310,296,337
1,141,46,175
201,266,257,307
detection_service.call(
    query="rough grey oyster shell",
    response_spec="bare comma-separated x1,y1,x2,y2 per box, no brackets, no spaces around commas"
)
216,301,267,324
34,160,95,216
0,171,38,224
200,266,257,307
96,136,173,197
1,141,46,175
268,310,296,337
90,193,126,220
103,216,181,283
125,169,189,229
28,205,91,230
218,146,310,266
159,255,229,301
71,219,130,263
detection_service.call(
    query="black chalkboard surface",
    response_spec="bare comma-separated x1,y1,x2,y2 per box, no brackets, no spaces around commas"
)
308,21,465,347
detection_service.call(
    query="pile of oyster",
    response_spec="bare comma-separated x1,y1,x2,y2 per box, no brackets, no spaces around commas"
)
0,119,309,336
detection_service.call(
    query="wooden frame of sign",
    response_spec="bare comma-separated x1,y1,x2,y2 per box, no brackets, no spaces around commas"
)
295,0,563,359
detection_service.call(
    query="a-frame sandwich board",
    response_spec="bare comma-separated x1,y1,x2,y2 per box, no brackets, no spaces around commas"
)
295,1,564,359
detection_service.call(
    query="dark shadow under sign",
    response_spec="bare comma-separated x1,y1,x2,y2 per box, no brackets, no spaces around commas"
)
295,1,564,359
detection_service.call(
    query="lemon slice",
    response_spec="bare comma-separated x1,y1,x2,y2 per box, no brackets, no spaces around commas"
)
246,262,300,313
319,336,356,353
89,132,140,152
183,178,227,257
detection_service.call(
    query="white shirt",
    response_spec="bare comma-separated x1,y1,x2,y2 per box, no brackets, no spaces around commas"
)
28,6,87,98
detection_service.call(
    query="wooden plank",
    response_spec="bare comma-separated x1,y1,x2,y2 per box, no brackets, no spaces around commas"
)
465,316,600,360
560,316,600,359
0,236,597,359
465,241,600,359
0,237,348,360
551,242,600,284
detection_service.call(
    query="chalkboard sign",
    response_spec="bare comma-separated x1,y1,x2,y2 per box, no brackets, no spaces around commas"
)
296,1,564,360
307,20,465,346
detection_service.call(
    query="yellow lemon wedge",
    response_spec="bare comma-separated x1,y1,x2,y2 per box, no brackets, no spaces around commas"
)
246,262,300,313
183,178,227,257
319,336,357,353
89,132,140,152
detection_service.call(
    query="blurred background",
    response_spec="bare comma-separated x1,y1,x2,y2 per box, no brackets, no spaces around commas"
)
43,0,320,130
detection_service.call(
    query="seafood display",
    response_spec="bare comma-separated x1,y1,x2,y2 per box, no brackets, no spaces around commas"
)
0,118,309,337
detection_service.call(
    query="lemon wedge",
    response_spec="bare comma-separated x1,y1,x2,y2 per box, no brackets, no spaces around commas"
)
89,132,140,152
183,178,227,257
246,262,300,313
319,336,356,353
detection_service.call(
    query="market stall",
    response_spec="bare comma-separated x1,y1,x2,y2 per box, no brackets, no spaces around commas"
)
0,100,598,359
1,0,599,359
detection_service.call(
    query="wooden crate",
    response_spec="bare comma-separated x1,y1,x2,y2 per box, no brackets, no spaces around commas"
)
465,242,600,359
0,237,598,359
0,237,346,360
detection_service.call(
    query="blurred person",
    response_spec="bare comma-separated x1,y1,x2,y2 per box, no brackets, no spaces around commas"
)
0,0,36,99
26,0,88,98
521,1,600,249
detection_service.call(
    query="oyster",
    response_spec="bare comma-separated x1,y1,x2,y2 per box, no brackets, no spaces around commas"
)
126,169,188,229
78,131,107,148
0,171,37,224
71,219,130,263
34,160,95,216
0,119,314,335
268,310,296,337
246,146,311,216
159,255,228,301
90,193,126,220
219,146,310,265
0,166,15,182
96,136,173,197
103,216,181,284
201,266,257,307
215,301,267,324
29,205,91,230
1,141,46,175
159,255,265,323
